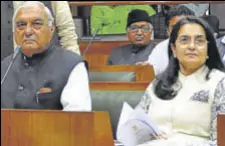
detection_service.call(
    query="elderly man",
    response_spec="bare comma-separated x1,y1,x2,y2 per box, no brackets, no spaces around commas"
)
1,1,80,60
106,9,156,65
1,2,91,111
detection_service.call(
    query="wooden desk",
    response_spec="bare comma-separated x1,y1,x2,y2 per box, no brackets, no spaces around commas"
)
90,81,149,90
89,65,155,82
1,110,114,146
218,114,225,146
80,41,130,55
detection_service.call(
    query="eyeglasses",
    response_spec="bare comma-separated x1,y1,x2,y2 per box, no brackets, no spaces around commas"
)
129,25,153,33
176,35,208,47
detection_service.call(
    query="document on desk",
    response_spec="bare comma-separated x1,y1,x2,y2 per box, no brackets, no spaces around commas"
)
116,102,160,146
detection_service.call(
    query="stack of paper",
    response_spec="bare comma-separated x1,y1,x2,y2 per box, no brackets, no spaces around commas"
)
116,102,160,146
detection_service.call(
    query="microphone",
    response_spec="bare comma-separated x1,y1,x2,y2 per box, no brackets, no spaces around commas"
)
82,22,111,56
1,45,21,85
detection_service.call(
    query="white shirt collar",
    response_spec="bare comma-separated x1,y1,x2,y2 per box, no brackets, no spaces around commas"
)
178,65,208,83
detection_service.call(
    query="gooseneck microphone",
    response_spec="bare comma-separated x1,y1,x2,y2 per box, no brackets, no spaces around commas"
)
82,23,111,56
1,45,21,85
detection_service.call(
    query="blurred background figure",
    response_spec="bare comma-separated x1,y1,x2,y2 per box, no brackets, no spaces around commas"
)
107,9,156,65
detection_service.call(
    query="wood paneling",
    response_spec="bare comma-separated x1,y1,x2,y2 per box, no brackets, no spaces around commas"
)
90,65,155,82
79,40,164,55
80,41,159,66
1,110,114,146
84,54,109,66
80,41,130,54
90,82,149,90
69,1,223,6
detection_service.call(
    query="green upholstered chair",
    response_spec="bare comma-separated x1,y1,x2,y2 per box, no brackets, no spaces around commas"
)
89,72,135,82
90,82,149,138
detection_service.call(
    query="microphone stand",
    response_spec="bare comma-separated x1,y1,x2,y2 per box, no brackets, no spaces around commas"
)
1,60,14,85
1,46,21,85
82,27,101,56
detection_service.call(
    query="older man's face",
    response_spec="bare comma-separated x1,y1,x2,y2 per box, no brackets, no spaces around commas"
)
127,21,153,46
14,5,54,56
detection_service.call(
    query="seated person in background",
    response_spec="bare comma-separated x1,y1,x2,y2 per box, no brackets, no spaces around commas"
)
137,6,195,75
107,9,156,65
1,1,91,111
216,35,225,64
136,17,225,146
177,3,209,16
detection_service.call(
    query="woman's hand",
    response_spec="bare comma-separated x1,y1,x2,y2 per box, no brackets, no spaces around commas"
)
153,132,168,140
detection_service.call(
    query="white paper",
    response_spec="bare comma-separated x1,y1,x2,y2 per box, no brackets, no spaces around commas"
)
116,102,160,146
116,101,134,135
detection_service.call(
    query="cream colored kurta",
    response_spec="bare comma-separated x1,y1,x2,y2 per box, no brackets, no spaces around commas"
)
138,65,225,146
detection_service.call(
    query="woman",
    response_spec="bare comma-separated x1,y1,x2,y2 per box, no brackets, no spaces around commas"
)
137,16,225,146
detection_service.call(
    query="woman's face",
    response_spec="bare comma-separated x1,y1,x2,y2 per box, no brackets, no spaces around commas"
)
171,23,208,72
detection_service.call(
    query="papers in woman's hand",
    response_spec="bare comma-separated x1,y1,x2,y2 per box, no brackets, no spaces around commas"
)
116,102,160,146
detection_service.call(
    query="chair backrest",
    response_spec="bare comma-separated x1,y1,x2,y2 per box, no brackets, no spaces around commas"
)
90,82,149,138
79,40,163,55
150,12,168,39
210,4,225,30
80,41,131,55
89,65,155,82
90,72,135,82
80,40,162,66
84,54,109,66
202,15,219,34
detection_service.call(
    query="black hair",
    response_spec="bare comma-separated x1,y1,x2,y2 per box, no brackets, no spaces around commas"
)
165,5,195,28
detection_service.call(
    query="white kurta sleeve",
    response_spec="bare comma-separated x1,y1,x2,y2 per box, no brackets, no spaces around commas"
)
61,62,91,111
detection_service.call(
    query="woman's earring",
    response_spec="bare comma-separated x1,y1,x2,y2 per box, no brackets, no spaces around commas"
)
206,56,209,59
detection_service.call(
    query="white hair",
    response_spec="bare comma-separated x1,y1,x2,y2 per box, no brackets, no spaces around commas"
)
12,1,54,32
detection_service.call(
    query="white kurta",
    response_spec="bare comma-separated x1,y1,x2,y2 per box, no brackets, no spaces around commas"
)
137,65,225,146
